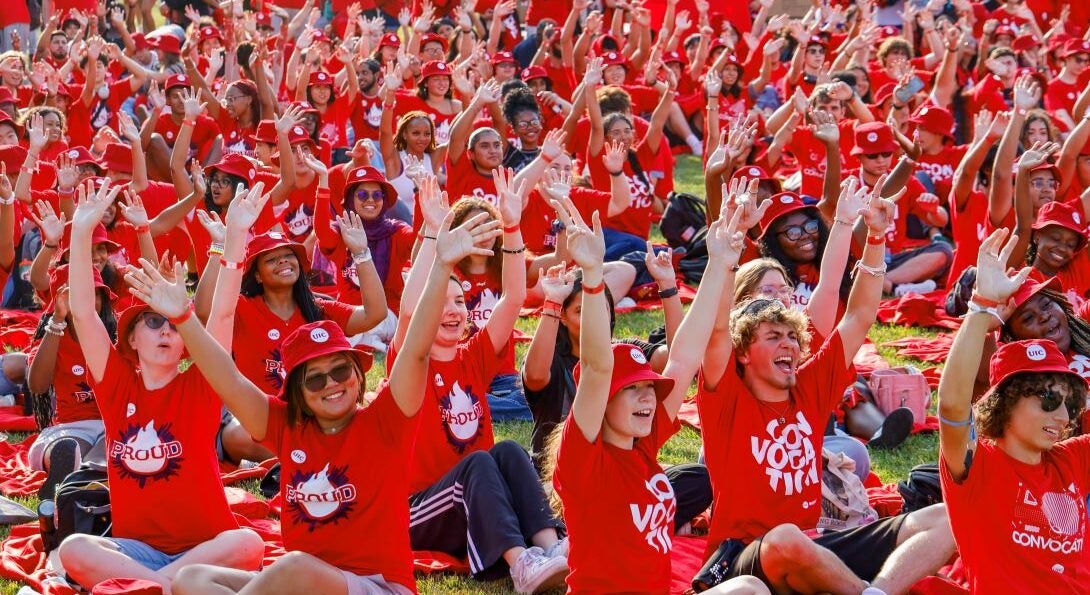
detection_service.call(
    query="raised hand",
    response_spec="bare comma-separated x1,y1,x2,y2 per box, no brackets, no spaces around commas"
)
403,153,426,184
494,167,526,227
182,88,205,120
118,188,149,226
541,263,576,303
602,140,626,174
435,210,503,267
53,285,71,320
810,109,839,143
276,104,305,133
834,177,868,224
190,160,207,198
917,192,941,214
704,199,746,269
29,200,67,244
972,108,994,144
224,181,269,232
584,56,604,87
26,113,47,151
704,68,722,97
540,129,566,162
553,196,605,271
859,175,896,236
644,241,675,285
974,228,1031,304
301,148,328,177
1017,140,1061,170
417,173,450,232
72,179,121,230
475,78,501,104
117,111,140,143
542,166,572,200
0,163,10,198
147,81,166,111
1012,75,1040,110
196,209,226,244
125,258,190,318
335,209,369,255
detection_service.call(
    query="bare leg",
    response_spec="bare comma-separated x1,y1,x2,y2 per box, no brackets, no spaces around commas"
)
1,352,27,383
529,527,560,550
158,529,265,581
603,260,637,303
220,421,275,463
235,551,350,595
502,546,527,566
705,575,772,594
757,524,866,595
172,565,255,595
870,504,955,595
146,134,173,183
58,534,174,593
883,252,948,292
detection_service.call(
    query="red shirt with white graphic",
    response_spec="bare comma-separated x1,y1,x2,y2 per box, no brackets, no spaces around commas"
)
521,187,611,255
457,271,516,376
349,94,384,142
554,407,680,593
390,327,507,494
93,348,238,554
394,94,456,146
788,122,858,199
28,333,100,424
232,296,356,395
587,142,659,238
1044,78,1081,131
940,437,1090,592
261,385,419,592
847,171,931,253
416,157,497,234
273,176,320,243
108,221,194,271
155,113,221,161
217,111,258,156
915,145,967,203
696,331,855,555
315,100,352,149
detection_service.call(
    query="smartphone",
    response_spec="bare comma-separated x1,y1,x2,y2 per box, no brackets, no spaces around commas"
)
895,76,925,104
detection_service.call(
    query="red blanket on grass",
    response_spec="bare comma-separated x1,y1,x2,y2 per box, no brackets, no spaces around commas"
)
877,292,961,331
0,309,41,351
0,406,35,432
882,334,954,364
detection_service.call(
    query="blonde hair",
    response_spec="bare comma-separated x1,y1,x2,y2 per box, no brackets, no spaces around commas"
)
734,258,791,304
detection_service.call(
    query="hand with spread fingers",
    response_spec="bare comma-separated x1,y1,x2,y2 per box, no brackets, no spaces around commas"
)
435,210,503,267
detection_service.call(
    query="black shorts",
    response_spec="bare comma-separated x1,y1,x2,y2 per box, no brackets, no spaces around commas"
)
729,515,906,584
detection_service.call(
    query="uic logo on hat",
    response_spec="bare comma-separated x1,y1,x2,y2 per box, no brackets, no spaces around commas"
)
67,149,79,158
749,167,760,175
1026,344,1047,361
780,195,793,204
867,132,878,142
269,232,284,239
437,62,447,70
920,107,929,115
1075,213,1082,224
291,449,306,463
630,348,647,365
310,328,330,343
293,126,304,135
608,52,617,59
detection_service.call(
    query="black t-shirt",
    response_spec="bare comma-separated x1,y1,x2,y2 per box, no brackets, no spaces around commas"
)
502,143,539,172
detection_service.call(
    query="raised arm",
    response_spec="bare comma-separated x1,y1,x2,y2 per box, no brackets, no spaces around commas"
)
0,166,12,275
989,77,1038,227
811,108,843,224
483,167,529,355
643,70,677,155
1011,141,1062,264
939,229,1029,481
644,243,682,349
836,177,895,362
522,264,574,392
952,110,1004,213
584,57,605,157
392,174,448,350
331,198,389,335
447,78,500,166
810,179,868,339
206,182,271,350
26,200,66,293
168,89,207,199
68,181,122,383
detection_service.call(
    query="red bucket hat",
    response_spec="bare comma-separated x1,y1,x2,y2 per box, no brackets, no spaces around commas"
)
131,32,151,52
248,120,278,145
1012,34,1040,53
100,142,133,174
909,105,955,139
730,165,781,194
872,83,896,107
0,111,22,138
343,165,398,211
378,33,401,49
663,50,687,66
0,145,27,171
421,32,449,52
276,321,375,400
520,65,549,82
245,231,311,274
47,263,116,312
199,26,222,42
308,70,334,88
58,222,121,259
1061,38,1090,59
114,304,193,365
851,122,898,156
992,24,1016,41
285,124,317,150
419,60,452,80
1027,161,1062,185
164,73,191,92
574,343,674,402
1032,201,1087,249
148,35,181,55
205,153,258,185
1009,276,1062,312
758,192,816,238
989,339,1080,387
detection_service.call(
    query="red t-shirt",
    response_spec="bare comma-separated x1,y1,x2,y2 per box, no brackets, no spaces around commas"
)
65,80,132,148
521,187,610,255
915,145,967,203
316,100,353,150
349,94,384,143
94,348,238,553
156,114,221,162
789,262,820,311
947,189,989,287
394,94,456,146
392,327,507,494
28,333,100,424
326,227,414,310
261,386,419,591
790,122,858,199
554,408,680,593
232,296,355,395
587,143,658,238
847,171,931,253
696,331,854,554
274,177,319,243
940,437,1090,592
457,270,516,376
108,221,194,270
217,111,258,157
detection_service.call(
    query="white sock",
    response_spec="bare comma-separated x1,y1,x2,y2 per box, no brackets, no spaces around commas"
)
862,588,888,595
685,134,703,154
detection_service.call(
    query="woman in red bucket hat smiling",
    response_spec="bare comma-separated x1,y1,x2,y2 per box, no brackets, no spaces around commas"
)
60,179,264,591
939,228,1090,593
125,184,501,595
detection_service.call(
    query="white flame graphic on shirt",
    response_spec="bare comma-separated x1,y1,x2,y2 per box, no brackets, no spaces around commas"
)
441,381,482,442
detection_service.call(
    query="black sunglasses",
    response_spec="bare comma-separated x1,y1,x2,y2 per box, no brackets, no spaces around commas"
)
862,152,893,160
140,313,177,331
1037,390,1081,419
776,218,819,242
303,362,354,392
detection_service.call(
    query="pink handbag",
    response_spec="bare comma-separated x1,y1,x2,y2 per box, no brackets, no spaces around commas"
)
866,367,931,424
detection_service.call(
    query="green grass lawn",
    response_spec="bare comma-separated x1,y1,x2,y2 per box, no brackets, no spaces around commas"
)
0,156,945,595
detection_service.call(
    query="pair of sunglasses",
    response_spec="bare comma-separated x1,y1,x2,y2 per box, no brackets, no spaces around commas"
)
776,218,819,242
303,363,354,392
1037,390,1081,419
354,189,386,203
139,313,177,332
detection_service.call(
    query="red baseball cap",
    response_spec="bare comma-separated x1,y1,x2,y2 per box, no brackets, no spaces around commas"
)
1032,201,1086,248
1062,38,1090,59
851,122,898,156
276,321,375,400
47,263,116,312
164,73,191,92
909,105,955,138
421,32,449,52
378,33,401,49
521,65,549,82
205,152,258,185
663,50,687,66
308,70,334,88
1012,34,1040,53
60,146,103,169
100,142,133,174
131,32,151,51
872,83,896,106
993,24,1016,40
806,36,827,50
1009,276,1061,312
490,51,517,66
730,165,781,194
419,60,452,80
248,120,278,145
148,35,182,55
286,124,317,149
343,165,398,211
601,51,627,68
0,144,27,171
573,343,674,402
245,231,310,274
758,192,816,238
876,26,900,42
989,339,1079,387
199,26,222,41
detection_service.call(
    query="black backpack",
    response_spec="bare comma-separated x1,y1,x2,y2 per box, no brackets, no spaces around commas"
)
48,468,111,553
897,463,942,513
660,192,707,250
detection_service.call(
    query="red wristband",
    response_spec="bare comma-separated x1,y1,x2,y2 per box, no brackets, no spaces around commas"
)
582,280,605,295
220,257,243,270
503,223,520,234
168,303,194,326
866,235,885,245
316,188,331,198
541,151,554,163
543,299,562,311
182,119,197,128
970,293,1000,308
133,224,150,233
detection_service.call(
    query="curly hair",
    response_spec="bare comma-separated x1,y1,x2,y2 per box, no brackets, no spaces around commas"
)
976,372,1086,439
757,208,851,300
20,106,66,134
394,111,437,153
730,298,813,362
502,87,541,128
1000,289,1090,356
596,86,632,117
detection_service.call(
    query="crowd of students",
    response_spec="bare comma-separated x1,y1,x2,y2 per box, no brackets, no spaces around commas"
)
0,0,1088,592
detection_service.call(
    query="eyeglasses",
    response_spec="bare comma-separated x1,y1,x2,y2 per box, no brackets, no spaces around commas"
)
354,189,386,203
806,47,826,55
1074,56,1090,65
1030,179,1060,190
776,218,819,241
209,175,235,187
139,312,177,332
757,285,795,299
862,152,893,160
514,118,542,130
1036,389,1081,419
303,362,354,392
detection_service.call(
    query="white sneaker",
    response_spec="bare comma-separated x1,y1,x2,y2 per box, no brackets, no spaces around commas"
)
893,279,937,297
543,537,569,558
510,546,568,594
616,297,636,309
